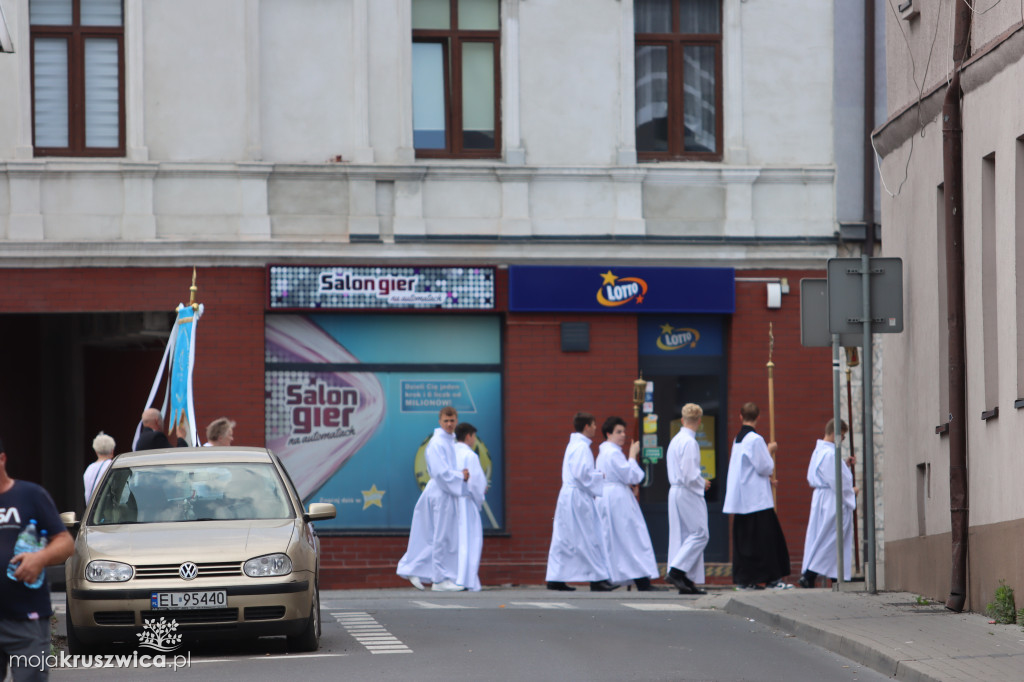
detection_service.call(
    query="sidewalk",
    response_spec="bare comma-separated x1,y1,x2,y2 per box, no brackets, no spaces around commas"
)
696,588,1024,682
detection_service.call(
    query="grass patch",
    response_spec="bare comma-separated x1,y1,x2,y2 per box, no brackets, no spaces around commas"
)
986,580,1016,625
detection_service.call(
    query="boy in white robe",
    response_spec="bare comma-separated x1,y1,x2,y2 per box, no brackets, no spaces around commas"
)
454,422,487,591
665,404,710,595
545,412,617,592
722,402,792,589
800,418,856,587
397,406,470,591
595,416,663,591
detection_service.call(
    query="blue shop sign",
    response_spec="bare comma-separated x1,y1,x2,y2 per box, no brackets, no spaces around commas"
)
639,316,724,356
508,266,735,313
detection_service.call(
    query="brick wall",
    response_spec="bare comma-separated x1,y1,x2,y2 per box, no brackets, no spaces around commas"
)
727,270,832,574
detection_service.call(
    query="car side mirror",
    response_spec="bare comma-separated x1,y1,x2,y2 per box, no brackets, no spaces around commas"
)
304,503,336,522
60,511,79,529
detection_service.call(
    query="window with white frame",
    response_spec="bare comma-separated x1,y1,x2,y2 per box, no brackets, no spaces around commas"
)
30,0,124,156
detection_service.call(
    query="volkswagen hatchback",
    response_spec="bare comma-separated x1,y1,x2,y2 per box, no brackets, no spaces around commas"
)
63,447,335,654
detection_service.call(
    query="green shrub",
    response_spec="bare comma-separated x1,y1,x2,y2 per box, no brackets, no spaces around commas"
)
986,580,1016,624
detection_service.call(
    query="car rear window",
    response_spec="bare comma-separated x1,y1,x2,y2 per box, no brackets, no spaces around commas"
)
89,462,295,525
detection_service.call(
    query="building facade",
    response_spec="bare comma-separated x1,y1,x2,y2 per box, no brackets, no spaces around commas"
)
875,0,1024,609
0,0,841,587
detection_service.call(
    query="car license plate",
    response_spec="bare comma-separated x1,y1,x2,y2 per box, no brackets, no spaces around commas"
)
151,590,227,610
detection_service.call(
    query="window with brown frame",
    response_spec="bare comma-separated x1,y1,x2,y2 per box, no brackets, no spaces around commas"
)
412,0,500,158
30,0,125,157
634,0,722,161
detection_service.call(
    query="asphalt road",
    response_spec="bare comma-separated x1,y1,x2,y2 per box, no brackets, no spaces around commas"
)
49,588,891,681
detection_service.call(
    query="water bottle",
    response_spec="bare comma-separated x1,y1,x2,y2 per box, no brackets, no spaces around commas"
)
6,519,41,586
26,529,48,590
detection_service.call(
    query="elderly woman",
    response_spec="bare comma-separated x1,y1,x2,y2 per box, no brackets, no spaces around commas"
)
204,418,236,447
84,432,115,504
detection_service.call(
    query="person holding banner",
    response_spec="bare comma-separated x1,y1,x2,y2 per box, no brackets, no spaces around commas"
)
545,412,616,592
722,402,792,590
800,418,855,588
595,416,663,591
135,408,188,451
664,403,710,595
397,406,469,592
453,422,486,591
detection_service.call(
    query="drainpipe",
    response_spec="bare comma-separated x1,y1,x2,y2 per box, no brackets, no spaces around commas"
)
942,0,972,614
861,0,876,587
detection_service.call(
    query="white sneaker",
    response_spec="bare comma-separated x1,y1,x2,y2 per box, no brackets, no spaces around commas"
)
408,576,425,591
768,580,794,590
431,579,465,592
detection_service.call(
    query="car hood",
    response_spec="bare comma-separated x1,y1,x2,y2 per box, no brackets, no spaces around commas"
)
81,520,298,563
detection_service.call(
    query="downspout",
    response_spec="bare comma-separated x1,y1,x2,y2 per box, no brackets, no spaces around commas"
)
861,0,878,591
942,0,972,614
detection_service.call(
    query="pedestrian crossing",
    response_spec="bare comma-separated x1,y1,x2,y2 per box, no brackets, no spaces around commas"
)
332,611,412,655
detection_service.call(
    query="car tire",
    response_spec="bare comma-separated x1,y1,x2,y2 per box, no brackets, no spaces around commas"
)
65,594,95,656
287,583,321,652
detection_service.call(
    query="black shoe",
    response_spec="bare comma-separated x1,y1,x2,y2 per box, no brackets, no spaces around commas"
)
635,577,668,592
546,581,576,591
798,575,813,589
590,580,618,592
665,572,688,592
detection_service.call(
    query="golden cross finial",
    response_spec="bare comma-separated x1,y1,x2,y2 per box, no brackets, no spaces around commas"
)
189,267,199,310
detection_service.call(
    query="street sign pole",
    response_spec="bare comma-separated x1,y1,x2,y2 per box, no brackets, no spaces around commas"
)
832,334,845,587
861,254,877,594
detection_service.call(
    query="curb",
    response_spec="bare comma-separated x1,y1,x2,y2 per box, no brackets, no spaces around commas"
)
720,594,940,682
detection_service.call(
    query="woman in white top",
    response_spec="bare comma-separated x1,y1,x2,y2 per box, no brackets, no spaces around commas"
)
83,432,115,505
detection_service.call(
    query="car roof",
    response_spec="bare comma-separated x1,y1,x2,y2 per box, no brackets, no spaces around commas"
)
109,447,276,468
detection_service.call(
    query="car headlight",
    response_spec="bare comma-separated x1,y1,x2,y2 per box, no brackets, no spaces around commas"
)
85,560,134,582
243,553,293,577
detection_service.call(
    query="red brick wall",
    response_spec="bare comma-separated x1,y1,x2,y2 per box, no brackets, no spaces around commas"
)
727,270,832,574
0,266,266,454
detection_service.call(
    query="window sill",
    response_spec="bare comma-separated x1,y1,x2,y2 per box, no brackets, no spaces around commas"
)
935,423,949,436
981,407,998,421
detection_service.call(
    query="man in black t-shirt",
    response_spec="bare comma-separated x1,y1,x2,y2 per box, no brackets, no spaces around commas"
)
0,436,75,681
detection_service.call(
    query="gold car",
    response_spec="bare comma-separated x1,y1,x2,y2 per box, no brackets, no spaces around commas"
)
63,447,335,654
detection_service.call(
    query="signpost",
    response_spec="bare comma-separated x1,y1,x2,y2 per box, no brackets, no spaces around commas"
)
800,257,903,594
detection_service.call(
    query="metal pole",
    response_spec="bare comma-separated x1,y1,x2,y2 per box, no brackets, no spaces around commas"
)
862,252,876,594
833,334,845,586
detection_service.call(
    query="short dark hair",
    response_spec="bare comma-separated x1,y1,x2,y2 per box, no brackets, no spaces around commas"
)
439,406,458,418
573,411,595,433
602,416,627,437
455,422,477,442
740,402,760,421
825,418,848,437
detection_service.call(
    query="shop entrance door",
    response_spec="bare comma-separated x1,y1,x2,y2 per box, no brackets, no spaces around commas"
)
637,316,729,564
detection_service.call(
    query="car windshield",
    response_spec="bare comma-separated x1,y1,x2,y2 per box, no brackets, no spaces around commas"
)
89,462,294,525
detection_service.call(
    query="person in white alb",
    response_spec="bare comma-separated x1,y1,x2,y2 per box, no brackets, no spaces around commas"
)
722,402,792,590
664,403,710,595
453,422,487,591
595,416,664,591
83,431,115,506
397,406,470,592
799,418,856,588
545,412,617,592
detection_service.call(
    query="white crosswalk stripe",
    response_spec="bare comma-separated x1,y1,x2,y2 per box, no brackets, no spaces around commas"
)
411,600,476,609
506,602,575,609
622,602,693,611
331,611,412,654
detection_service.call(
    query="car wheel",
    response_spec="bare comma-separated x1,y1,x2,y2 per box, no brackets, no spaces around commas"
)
287,583,321,652
65,594,95,656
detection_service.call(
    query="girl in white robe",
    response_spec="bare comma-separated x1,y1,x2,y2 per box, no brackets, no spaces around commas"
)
595,417,659,588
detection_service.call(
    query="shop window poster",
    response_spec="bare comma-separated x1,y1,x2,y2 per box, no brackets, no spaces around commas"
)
265,314,504,531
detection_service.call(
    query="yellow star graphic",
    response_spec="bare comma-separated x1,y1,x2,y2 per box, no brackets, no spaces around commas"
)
361,484,385,510
660,323,674,334
600,270,618,286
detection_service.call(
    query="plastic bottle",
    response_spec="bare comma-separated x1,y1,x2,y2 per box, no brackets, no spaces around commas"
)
6,519,42,586
26,529,48,589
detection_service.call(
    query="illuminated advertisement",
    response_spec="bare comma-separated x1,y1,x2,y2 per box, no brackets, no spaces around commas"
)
265,314,503,531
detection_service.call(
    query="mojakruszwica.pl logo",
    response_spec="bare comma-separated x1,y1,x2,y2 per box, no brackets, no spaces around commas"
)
8,616,191,672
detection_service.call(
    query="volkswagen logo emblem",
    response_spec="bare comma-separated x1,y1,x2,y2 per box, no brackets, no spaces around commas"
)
179,562,199,580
